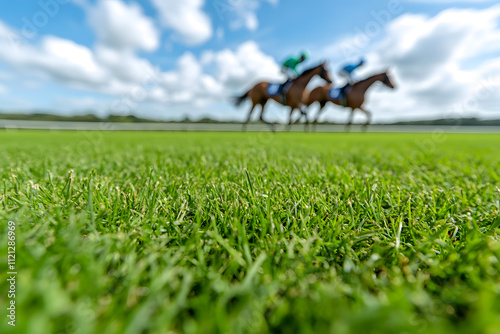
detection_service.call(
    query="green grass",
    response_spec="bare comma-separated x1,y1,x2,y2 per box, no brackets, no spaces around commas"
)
1,131,500,334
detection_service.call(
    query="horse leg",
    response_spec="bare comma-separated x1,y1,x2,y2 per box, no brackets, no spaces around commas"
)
315,102,326,123
292,108,304,126
314,101,326,132
259,100,275,132
243,102,257,131
345,108,355,133
287,107,295,131
360,107,372,132
300,106,309,132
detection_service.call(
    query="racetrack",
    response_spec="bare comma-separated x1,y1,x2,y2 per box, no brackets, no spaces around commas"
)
2,119,500,133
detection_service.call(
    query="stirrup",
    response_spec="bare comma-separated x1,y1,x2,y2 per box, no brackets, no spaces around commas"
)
281,93,286,105
341,96,347,107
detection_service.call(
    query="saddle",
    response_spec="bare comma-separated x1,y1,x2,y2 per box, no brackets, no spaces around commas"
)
267,80,293,105
329,84,351,107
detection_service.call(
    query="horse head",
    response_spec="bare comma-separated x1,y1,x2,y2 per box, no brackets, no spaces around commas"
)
319,62,333,84
382,70,395,89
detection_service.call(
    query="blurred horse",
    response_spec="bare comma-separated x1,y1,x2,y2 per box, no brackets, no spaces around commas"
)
306,71,395,131
234,62,332,131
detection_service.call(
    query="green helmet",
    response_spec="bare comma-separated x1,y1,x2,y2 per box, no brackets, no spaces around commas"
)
301,50,309,60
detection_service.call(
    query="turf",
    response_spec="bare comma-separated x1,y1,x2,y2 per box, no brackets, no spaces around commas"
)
1,131,500,334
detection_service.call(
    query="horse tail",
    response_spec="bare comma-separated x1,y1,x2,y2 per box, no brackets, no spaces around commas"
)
234,91,249,108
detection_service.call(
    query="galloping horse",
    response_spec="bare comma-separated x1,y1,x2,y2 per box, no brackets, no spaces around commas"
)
306,71,395,130
235,62,332,130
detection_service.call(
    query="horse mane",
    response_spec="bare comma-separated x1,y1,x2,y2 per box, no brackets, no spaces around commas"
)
356,72,386,85
299,64,323,77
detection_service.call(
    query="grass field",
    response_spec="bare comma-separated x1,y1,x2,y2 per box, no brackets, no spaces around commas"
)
1,131,500,334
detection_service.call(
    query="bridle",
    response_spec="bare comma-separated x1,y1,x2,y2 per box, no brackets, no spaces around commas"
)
382,73,391,86
320,65,331,83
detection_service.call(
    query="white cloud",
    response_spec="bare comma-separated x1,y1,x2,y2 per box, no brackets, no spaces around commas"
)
6,1,500,123
222,0,278,32
0,21,152,95
0,83,7,94
0,11,282,115
370,6,500,120
41,37,103,79
157,52,222,105
150,0,212,45
208,41,282,87
0,0,284,119
314,5,500,123
376,7,500,80
0,28,106,88
88,0,159,52
94,46,156,85
152,41,281,108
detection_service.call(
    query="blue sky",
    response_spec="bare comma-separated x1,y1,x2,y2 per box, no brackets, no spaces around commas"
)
0,0,499,122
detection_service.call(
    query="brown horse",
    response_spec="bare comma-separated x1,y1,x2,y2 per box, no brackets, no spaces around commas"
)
235,62,332,130
306,71,395,130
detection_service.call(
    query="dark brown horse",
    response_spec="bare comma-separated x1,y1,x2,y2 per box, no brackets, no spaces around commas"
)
306,71,395,130
235,62,332,130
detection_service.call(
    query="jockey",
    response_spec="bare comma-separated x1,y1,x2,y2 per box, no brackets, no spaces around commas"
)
281,51,309,81
339,58,365,84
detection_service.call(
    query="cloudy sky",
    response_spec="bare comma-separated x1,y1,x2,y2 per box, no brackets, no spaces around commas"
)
0,0,499,123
